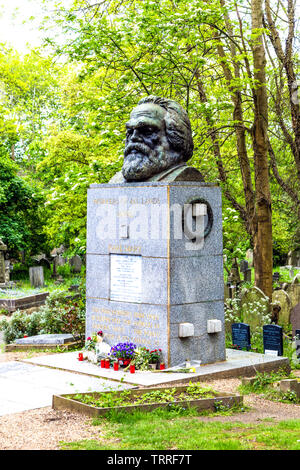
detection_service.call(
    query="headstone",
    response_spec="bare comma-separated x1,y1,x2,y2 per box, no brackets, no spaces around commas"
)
286,277,300,308
29,266,44,288
272,272,280,283
287,250,300,267
296,329,300,360
290,302,300,338
243,268,252,283
0,240,7,284
263,324,283,356
86,183,225,367
272,289,292,328
52,254,67,277
240,286,270,330
228,258,240,284
4,260,10,283
69,255,82,273
231,323,251,350
240,260,248,273
245,249,253,267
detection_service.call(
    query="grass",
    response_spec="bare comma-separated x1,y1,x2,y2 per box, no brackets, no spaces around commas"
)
59,407,300,450
238,370,300,404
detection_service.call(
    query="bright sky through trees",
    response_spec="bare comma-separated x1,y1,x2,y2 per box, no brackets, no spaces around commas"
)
0,0,44,52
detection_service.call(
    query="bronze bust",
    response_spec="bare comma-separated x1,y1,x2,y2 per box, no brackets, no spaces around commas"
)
110,96,204,183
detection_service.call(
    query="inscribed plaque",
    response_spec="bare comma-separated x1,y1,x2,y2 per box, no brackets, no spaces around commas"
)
110,254,142,303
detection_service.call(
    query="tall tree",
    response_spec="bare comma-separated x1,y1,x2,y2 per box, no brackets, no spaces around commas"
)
251,0,272,298
38,0,299,296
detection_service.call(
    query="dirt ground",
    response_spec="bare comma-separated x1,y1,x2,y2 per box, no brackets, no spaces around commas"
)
0,350,299,450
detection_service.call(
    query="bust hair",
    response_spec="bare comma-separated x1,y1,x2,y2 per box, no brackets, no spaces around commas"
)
137,95,194,162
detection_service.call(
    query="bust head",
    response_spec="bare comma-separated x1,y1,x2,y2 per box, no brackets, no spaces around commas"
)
122,96,194,182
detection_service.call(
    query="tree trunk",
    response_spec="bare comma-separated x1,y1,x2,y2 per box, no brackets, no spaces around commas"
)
251,0,273,299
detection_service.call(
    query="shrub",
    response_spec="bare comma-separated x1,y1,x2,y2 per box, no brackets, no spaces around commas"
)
0,289,85,344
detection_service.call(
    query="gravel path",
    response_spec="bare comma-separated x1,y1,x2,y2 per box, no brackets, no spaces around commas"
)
0,351,299,450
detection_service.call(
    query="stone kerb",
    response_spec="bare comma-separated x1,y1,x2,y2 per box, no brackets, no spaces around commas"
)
272,289,292,328
240,286,270,331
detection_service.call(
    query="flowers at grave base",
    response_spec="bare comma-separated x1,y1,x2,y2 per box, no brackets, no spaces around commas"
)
131,347,152,371
96,330,104,343
230,344,241,350
110,342,137,361
149,349,162,364
84,334,97,351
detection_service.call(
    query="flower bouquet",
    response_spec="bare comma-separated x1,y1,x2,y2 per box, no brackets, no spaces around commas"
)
110,342,136,367
149,349,162,367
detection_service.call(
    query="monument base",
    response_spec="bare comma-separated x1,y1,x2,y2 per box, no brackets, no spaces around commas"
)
86,181,226,368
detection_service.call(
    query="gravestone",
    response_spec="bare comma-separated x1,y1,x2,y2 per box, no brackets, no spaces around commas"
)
240,260,248,273
296,329,300,361
0,240,7,284
272,289,292,328
245,249,253,267
263,324,283,356
4,260,10,283
231,323,251,350
272,272,280,283
286,276,300,309
86,182,225,367
287,250,300,267
29,266,44,288
69,255,82,273
243,268,252,283
290,302,300,338
52,254,67,277
228,258,240,284
240,286,270,330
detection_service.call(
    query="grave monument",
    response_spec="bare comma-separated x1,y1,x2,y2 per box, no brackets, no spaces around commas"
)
86,96,225,367
0,239,7,285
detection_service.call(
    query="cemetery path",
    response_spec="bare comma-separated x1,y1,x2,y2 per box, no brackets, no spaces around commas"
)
199,377,300,424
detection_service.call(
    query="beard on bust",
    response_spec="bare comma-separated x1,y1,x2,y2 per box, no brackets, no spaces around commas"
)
122,142,175,181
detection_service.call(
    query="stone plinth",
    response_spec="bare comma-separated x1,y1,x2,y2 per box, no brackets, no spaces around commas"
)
86,181,225,367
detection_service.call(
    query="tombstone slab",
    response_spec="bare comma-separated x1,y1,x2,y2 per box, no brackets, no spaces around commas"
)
15,334,75,345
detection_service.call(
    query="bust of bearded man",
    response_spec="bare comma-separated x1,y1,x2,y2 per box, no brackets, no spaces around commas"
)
109,95,204,183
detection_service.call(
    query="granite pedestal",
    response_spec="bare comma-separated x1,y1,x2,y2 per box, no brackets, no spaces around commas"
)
86,181,225,367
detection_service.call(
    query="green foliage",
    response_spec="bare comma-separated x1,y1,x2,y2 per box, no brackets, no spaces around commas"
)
0,153,46,256
0,289,85,344
239,370,300,405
